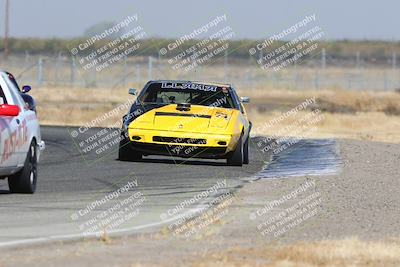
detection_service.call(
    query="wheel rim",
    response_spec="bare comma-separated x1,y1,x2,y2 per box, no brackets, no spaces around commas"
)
29,144,37,186
30,170,35,184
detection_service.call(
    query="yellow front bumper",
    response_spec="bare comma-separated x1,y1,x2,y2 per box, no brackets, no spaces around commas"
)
128,128,238,152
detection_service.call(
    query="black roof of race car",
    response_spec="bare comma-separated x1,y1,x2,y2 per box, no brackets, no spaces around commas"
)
148,80,232,88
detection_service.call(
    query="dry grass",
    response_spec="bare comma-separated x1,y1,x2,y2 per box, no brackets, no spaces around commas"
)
191,238,400,267
237,87,400,114
249,111,400,143
30,86,400,143
30,86,129,126
240,88,400,143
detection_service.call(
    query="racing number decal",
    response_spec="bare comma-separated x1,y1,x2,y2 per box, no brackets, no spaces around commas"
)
161,82,218,92
0,119,28,164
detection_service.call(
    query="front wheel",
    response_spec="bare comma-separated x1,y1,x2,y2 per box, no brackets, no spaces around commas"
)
227,135,243,166
118,134,142,161
8,140,37,194
243,134,249,164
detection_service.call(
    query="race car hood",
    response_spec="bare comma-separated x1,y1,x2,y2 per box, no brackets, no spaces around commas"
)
128,104,235,133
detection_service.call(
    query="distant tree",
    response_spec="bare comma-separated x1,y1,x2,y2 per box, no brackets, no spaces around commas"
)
83,21,121,39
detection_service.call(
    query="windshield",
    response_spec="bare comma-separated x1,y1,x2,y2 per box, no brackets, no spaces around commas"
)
6,72,21,92
138,82,237,109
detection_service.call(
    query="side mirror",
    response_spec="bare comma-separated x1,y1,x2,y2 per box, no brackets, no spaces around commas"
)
128,88,137,95
0,104,20,116
240,96,250,103
21,94,36,112
22,85,32,93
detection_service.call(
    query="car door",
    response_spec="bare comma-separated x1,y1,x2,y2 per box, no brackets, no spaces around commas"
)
0,83,20,168
0,73,28,167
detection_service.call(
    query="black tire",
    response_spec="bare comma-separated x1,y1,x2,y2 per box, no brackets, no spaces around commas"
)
227,135,243,166
8,140,37,194
243,134,249,164
118,134,142,161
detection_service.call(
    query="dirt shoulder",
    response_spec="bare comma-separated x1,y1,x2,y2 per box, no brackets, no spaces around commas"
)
1,139,399,267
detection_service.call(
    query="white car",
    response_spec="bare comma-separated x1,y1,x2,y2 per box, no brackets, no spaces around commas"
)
0,71,45,193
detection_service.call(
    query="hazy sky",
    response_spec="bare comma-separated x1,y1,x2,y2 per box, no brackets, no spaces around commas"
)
0,0,398,40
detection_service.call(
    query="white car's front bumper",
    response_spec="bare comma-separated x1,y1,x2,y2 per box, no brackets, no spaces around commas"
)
37,140,45,161
37,140,45,151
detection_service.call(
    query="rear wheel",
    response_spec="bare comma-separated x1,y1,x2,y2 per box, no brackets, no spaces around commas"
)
227,135,243,166
8,140,37,194
118,134,142,161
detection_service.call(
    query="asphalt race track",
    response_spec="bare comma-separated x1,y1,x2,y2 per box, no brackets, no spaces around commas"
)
0,126,271,247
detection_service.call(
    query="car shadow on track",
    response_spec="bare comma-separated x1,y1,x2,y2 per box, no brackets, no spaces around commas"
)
116,157,228,166
0,189,10,195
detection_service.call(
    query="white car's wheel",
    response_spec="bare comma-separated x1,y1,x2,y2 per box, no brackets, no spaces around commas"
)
8,140,37,194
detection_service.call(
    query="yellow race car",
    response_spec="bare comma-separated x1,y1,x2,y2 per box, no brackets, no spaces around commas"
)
118,80,251,166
